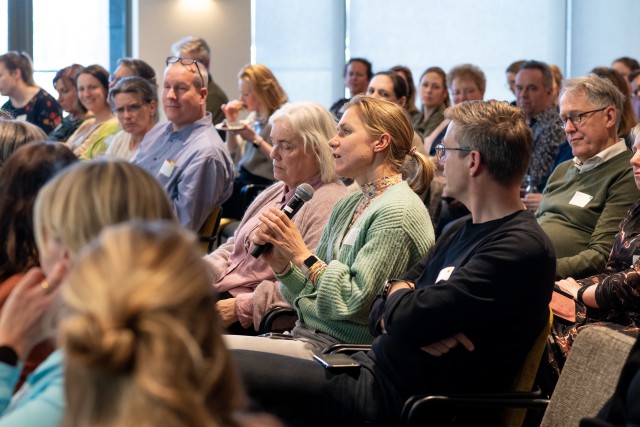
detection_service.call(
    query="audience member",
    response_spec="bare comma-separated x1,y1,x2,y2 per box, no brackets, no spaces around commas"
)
591,67,637,146
172,36,228,127
106,76,158,160
505,59,526,104
391,65,420,122
549,123,640,369
366,71,424,152
133,57,234,232
536,75,640,280
630,69,640,121
66,64,121,160
0,160,176,426
413,66,450,141
549,64,564,105
205,102,348,334
422,64,486,157
0,119,47,169
515,60,565,190
0,142,76,384
49,64,94,142
329,58,372,120
612,56,640,93
221,64,287,220
61,221,245,427
108,57,157,89
226,96,435,359
232,99,556,426
0,51,62,134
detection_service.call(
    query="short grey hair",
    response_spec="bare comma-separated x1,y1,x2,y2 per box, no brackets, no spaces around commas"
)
560,75,624,132
171,36,210,67
269,102,339,184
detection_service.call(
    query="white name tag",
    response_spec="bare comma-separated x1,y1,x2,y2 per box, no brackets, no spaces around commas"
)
159,159,176,178
343,227,360,246
436,266,455,283
569,191,593,208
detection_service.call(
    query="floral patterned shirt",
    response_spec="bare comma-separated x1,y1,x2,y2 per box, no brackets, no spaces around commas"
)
579,199,640,326
1,88,62,135
528,104,565,190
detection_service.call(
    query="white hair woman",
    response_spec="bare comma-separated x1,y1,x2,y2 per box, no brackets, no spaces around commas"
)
205,101,348,334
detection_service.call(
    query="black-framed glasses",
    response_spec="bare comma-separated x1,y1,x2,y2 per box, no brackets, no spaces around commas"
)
558,107,607,129
435,143,472,162
166,56,205,88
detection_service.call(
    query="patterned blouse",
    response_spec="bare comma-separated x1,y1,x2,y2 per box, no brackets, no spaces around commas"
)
1,88,62,135
528,104,565,191
578,199,640,326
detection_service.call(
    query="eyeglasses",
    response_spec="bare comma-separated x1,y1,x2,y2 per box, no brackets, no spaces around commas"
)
434,143,472,162
166,56,205,88
558,107,607,129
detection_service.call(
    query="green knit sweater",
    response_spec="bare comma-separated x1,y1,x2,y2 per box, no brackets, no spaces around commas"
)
278,181,435,344
537,150,640,279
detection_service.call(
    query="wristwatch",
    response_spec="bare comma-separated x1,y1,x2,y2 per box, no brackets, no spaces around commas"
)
380,279,414,300
301,255,320,277
253,136,263,147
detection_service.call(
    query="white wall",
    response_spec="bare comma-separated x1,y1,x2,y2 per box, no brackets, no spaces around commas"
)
135,0,252,117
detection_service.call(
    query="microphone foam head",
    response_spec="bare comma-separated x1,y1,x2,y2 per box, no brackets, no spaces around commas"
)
295,183,314,202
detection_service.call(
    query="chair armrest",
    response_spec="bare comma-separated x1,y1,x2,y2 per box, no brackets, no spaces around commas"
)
321,343,372,355
258,306,297,334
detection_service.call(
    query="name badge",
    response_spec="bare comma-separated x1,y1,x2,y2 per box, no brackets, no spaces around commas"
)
160,159,176,178
634,255,639,265
436,266,455,283
343,227,360,246
569,191,593,208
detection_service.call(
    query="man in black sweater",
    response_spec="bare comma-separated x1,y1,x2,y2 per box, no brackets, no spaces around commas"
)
233,100,556,426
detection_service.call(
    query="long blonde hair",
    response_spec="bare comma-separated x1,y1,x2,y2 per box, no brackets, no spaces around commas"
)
34,160,175,258
238,64,287,118
60,221,245,427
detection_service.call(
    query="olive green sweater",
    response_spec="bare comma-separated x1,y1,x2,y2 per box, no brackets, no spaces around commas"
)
537,150,639,279
278,181,434,344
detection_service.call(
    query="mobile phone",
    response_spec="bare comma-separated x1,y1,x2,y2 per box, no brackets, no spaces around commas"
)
257,332,295,340
313,353,361,370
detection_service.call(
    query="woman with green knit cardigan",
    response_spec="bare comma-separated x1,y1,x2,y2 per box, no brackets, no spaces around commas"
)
225,95,436,360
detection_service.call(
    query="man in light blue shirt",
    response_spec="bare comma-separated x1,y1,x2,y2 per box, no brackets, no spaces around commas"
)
133,57,234,231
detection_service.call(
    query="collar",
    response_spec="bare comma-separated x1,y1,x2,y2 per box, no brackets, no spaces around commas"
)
281,173,325,205
573,139,628,173
160,112,212,144
360,174,402,201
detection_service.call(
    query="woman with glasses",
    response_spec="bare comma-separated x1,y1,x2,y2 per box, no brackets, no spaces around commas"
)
221,64,288,220
225,96,435,359
66,65,121,160
49,64,94,143
0,51,62,135
105,76,158,160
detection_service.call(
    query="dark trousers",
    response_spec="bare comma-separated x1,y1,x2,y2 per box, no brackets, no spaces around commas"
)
231,350,402,427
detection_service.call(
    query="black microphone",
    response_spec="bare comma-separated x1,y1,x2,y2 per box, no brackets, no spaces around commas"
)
251,183,314,258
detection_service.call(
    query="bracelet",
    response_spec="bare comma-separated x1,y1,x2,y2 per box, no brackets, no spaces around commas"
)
576,285,588,303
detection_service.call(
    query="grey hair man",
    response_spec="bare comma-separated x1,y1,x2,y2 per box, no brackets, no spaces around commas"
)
536,75,640,279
